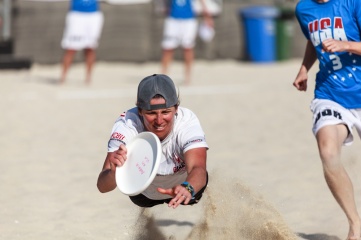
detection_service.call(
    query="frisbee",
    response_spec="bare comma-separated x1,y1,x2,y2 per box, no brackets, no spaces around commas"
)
198,22,215,42
115,132,161,196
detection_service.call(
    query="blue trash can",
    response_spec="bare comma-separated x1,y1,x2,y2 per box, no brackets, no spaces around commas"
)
240,6,280,62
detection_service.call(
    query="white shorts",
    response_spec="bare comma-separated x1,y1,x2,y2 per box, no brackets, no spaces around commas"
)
161,17,198,50
61,11,104,50
310,99,361,145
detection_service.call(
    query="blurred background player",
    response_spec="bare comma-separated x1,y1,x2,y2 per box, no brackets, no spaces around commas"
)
160,0,213,85
60,0,104,85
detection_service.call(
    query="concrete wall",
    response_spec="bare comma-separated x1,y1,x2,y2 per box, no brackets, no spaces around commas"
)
10,0,306,64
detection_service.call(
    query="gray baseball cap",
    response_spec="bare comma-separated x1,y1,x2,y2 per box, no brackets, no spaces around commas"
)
136,74,178,110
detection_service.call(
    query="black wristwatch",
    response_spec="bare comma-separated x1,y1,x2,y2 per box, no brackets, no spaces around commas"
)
181,181,195,198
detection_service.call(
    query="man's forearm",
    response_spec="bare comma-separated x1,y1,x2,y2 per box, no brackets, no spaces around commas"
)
97,168,117,193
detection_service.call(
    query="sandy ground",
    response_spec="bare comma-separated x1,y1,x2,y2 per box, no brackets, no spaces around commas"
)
0,59,360,240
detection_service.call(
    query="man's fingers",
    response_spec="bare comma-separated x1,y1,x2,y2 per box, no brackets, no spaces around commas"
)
119,144,127,152
111,153,126,167
180,194,190,205
157,188,173,196
168,195,184,208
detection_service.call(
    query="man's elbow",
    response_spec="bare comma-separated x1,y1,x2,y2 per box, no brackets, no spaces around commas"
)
97,181,116,193
97,181,108,193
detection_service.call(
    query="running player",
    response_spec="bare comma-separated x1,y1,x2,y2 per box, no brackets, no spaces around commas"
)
294,0,361,238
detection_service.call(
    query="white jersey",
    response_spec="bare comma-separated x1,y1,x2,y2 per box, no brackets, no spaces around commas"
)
107,106,208,199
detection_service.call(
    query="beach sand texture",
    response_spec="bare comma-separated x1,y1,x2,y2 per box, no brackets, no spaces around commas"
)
0,59,360,240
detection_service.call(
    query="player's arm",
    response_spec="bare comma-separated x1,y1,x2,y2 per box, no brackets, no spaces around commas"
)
293,40,317,91
163,0,170,15
97,145,128,193
157,147,207,208
183,147,207,193
199,0,214,27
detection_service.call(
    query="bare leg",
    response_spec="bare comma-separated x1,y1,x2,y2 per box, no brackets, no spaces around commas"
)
60,49,76,84
161,49,174,75
183,48,194,86
316,124,361,240
84,48,96,85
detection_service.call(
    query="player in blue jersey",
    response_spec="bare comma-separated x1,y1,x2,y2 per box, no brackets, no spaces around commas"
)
60,0,104,84
294,0,361,239
160,0,213,85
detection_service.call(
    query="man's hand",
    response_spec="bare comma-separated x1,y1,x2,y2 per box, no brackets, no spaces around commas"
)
108,144,127,168
322,38,348,53
293,67,308,91
158,185,192,208
97,145,127,193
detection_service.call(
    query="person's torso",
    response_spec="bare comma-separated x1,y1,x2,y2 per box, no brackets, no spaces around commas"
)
71,0,99,13
296,0,361,108
107,107,208,176
169,0,195,19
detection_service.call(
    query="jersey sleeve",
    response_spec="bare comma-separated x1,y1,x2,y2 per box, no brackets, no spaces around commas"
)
107,108,143,152
353,0,361,32
176,108,209,153
295,2,310,40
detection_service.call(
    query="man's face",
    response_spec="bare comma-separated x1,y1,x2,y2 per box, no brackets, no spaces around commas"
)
139,97,177,141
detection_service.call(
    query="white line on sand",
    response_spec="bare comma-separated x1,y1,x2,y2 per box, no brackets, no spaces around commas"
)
56,84,249,100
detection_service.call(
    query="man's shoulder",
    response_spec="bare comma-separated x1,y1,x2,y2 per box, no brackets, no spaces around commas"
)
114,107,139,123
177,107,197,119
295,0,315,10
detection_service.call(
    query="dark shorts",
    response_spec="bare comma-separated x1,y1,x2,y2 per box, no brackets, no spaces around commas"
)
129,173,209,208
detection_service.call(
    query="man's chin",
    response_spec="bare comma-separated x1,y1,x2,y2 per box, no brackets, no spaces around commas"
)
152,130,168,140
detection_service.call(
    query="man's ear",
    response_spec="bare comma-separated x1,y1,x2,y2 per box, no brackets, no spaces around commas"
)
174,106,178,117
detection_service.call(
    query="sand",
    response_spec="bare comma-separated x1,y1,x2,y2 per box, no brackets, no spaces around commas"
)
0,59,360,240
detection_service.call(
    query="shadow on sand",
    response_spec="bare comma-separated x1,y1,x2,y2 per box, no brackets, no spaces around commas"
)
156,219,194,227
298,232,341,240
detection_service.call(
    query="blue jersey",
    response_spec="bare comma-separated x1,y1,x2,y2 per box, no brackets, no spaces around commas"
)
71,0,99,13
169,0,195,19
295,0,361,109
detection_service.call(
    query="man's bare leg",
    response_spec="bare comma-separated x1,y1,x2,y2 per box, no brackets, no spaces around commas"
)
183,48,194,86
316,125,361,240
84,48,96,85
161,49,174,75
60,49,76,84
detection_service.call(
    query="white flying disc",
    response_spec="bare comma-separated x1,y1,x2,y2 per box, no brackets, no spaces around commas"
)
198,22,215,42
115,132,161,196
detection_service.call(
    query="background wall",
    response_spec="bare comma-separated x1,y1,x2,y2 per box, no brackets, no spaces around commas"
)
10,0,306,64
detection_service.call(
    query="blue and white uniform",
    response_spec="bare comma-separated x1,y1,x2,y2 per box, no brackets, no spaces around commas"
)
107,107,208,200
61,0,104,50
296,0,361,108
296,0,361,144
71,0,99,12
169,0,195,19
162,0,198,49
